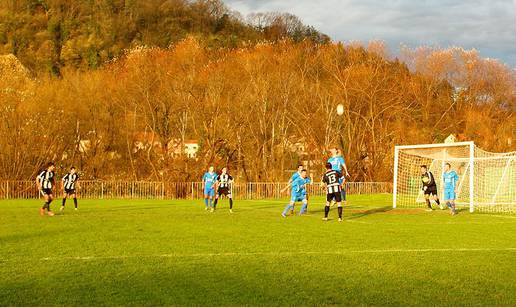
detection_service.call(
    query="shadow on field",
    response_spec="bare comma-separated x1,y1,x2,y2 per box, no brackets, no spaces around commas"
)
0,257,382,306
307,204,388,217
1,229,68,243
346,206,393,220
100,206,168,212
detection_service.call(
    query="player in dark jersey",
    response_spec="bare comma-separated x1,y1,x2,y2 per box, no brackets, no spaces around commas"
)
322,163,343,222
328,147,350,207
60,166,80,212
213,167,234,213
36,162,56,216
421,165,442,211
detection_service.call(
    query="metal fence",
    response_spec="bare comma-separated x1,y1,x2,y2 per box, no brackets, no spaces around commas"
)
0,181,393,200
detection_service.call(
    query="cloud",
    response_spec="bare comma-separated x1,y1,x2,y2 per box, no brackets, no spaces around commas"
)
225,0,516,66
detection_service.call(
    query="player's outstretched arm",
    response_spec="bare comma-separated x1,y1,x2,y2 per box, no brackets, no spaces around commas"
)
280,183,291,193
343,163,350,177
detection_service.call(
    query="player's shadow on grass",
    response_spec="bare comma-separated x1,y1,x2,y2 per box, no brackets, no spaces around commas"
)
307,205,391,219
454,207,468,214
101,206,168,212
345,206,393,220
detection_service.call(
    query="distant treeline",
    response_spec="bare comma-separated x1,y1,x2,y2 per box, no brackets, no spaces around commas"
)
1,37,514,182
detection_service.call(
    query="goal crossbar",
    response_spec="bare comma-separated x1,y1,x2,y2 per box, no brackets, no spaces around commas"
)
394,141,474,150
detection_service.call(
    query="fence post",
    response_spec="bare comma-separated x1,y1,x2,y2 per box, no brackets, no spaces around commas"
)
191,182,194,200
101,182,104,199
6,181,9,199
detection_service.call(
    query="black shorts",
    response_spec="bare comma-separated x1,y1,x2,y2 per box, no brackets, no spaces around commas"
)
218,187,231,197
42,188,53,195
65,189,76,195
327,192,342,203
424,185,438,196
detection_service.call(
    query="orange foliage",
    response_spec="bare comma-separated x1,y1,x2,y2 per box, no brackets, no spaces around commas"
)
0,39,514,181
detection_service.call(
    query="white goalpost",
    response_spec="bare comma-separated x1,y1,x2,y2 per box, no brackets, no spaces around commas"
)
393,141,515,214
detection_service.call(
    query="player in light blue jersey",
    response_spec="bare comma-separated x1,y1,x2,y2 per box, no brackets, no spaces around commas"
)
327,149,347,174
327,148,350,206
298,175,312,215
281,164,303,191
443,163,459,215
202,166,218,211
281,164,304,215
282,169,309,218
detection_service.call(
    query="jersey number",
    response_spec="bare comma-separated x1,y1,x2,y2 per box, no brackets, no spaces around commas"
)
328,174,337,184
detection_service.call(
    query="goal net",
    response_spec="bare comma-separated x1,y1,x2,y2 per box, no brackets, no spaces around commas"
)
393,142,515,213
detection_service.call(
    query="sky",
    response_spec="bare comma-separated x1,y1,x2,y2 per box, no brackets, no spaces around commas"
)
225,0,516,67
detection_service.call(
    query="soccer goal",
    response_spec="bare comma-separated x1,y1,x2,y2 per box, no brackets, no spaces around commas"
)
393,141,515,213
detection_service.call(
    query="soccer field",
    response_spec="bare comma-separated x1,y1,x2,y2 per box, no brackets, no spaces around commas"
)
1,195,515,306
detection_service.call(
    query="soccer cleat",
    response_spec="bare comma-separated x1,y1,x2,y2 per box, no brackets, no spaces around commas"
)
229,209,233,214
425,208,433,212
205,207,209,211
439,204,445,210
74,208,78,211
39,208,45,216
281,213,287,218
338,218,343,222
47,211,55,216
60,206,64,212
322,217,328,221
210,207,215,213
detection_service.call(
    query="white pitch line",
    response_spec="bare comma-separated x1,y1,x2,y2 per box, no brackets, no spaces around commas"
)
20,247,514,262
347,220,514,225
487,215,516,219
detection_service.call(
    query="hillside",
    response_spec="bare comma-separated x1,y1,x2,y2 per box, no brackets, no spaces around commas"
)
0,0,329,75
0,53,30,80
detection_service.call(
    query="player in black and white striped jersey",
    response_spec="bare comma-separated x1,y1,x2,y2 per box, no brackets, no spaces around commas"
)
213,167,234,213
36,162,56,216
60,166,80,212
322,162,343,222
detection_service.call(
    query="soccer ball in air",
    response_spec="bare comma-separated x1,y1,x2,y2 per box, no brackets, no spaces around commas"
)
336,104,344,116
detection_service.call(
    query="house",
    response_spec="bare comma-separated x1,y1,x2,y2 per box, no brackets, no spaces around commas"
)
168,139,199,158
444,134,457,143
133,131,199,158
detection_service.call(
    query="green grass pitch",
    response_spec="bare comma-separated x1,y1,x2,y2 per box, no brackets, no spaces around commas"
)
1,195,515,306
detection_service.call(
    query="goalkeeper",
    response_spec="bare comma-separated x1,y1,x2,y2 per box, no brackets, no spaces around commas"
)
420,165,442,211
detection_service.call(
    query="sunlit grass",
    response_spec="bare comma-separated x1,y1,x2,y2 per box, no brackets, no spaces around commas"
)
1,195,515,306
